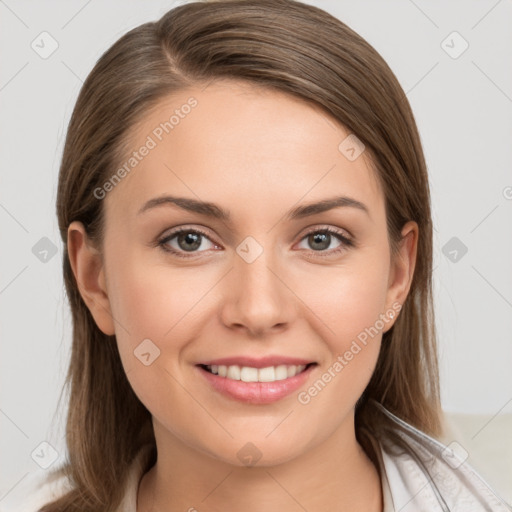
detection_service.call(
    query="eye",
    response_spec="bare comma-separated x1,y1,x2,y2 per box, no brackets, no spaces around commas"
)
296,227,353,257
157,227,220,258
156,225,354,259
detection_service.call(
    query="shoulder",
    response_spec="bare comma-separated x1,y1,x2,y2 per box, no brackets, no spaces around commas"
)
0,468,72,512
365,400,512,512
1,444,155,512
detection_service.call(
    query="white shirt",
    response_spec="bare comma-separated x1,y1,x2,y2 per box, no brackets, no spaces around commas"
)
3,400,511,511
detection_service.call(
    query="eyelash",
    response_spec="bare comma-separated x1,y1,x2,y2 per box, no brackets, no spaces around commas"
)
156,225,354,259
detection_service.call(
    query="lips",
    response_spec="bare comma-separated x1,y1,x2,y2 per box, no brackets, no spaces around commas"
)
195,357,318,404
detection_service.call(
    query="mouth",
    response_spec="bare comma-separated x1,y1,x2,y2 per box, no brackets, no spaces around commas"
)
196,362,318,404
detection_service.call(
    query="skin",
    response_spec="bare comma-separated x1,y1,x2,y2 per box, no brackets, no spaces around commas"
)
68,79,418,512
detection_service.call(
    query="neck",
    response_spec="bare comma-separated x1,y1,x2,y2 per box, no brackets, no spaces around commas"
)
137,413,382,512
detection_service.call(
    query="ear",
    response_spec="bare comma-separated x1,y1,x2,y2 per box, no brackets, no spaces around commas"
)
67,221,116,336
384,220,418,328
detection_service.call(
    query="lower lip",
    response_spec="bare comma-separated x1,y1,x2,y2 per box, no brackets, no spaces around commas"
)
196,364,316,404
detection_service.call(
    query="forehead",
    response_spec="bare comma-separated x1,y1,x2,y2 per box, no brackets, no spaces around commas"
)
104,79,383,223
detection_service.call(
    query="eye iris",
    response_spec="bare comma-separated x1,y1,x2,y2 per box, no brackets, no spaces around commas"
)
178,232,202,251
309,232,330,250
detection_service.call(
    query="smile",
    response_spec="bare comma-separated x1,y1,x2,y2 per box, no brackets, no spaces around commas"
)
196,363,317,404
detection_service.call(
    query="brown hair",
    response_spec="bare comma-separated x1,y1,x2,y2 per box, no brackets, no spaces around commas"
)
44,0,443,510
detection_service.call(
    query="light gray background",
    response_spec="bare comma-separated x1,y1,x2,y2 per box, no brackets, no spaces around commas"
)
1,0,511,505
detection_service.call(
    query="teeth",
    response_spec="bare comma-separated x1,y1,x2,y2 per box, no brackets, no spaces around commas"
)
205,364,307,382
275,364,289,380
258,366,275,382
240,366,258,382
227,365,241,380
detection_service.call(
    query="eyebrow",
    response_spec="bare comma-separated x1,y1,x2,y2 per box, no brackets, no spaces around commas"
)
137,194,369,221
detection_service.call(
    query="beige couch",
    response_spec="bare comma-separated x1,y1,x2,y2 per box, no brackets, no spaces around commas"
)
439,410,512,506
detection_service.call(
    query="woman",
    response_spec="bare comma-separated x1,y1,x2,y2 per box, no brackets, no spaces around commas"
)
16,0,510,510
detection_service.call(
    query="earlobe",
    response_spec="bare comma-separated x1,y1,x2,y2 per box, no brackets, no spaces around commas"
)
67,221,116,336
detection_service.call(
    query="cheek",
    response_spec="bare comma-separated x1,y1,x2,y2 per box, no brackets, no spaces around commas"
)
105,249,222,371
108,245,204,332
299,253,391,346
105,254,216,415
291,251,390,409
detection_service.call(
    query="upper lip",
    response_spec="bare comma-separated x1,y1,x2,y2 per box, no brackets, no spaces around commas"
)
197,356,316,369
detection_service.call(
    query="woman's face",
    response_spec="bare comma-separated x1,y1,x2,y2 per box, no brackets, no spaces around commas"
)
70,79,416,466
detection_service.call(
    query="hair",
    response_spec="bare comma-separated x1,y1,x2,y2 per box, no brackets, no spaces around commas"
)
43,0,444,510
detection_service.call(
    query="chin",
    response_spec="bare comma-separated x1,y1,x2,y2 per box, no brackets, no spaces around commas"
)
199,434,310,469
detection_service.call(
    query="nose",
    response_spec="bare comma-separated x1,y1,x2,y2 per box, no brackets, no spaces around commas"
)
219,245,295,337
